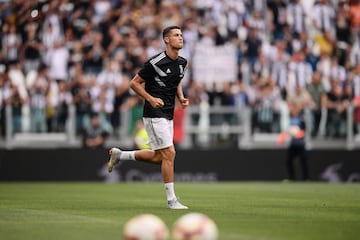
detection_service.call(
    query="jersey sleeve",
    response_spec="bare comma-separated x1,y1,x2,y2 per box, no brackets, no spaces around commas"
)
138,61,155,81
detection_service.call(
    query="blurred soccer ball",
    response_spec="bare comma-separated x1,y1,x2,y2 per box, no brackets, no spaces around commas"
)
288,126,300,136
288,125,305,139
123,214,169,240
289,126,301,137
172,212,218,240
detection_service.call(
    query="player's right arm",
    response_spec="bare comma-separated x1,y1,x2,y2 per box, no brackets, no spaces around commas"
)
130,74,164,108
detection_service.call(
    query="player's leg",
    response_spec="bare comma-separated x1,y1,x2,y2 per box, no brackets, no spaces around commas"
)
143,117,188,209
286,146,295,180
108,147,135,172
108,146,174,174
108,147,164,172
154,145,187,209
299,145,309,181
108,118,188,209
156,146,175,183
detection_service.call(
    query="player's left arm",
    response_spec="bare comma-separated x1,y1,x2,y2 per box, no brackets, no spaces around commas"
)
177,83,189,108
176,61,189,108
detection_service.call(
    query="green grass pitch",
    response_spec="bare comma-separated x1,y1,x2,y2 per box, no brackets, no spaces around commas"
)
0,182,359,240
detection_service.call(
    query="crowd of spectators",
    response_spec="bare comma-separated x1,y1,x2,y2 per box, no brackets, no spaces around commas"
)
0,0,360,144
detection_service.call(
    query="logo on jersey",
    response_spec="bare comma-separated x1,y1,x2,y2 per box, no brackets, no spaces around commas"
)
179,65,184,77
166,68,171,74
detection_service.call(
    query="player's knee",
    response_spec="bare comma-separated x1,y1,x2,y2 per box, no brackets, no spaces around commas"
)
152,153,163,163
167,147,176,158
156,146,175,161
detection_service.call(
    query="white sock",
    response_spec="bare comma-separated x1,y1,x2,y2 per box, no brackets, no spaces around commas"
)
119,151,136,161
164,182,176,201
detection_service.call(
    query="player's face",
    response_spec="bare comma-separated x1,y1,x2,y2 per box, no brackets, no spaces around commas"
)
167,29,183,50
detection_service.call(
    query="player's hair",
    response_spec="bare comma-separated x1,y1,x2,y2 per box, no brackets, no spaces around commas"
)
162,26,181,39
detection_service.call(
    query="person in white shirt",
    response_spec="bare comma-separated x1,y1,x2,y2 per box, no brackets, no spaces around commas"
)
46,39,69,82
312,0,335,35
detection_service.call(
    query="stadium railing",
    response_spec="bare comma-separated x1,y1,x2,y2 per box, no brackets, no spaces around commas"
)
1,104,79,149
1,103,360,150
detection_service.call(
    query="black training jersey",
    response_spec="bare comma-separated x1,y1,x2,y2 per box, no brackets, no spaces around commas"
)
138,51,187,120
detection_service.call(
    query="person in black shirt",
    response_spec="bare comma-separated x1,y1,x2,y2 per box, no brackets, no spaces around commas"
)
107,26,189,209
82,112,109,149
286,104,309,181
278,103,309,181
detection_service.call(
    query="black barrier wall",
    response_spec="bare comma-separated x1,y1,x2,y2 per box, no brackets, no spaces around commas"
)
0,149,359,182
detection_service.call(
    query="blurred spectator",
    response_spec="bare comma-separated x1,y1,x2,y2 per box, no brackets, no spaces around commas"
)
351,63,360,100
82,31,104,75
22,22,42,74
146,38,164,59
252,52,272,85
350,63,360,133
267,0,288,40
45,39,69,82
7,62,28,101
29,65,48,133
42,23,61,51
267,38,291,67
312,0,335,35
246,9,266,41
121,94,144,136
325,80,349,138
285,103,309,181
286,0,307,37
82,112,109,149
96,60,129,130
354,95,360,135
91,84,113,134
158,1,182,29
206,82,235,127
306,71,327,137
233,79,250,108
56,81,73,132
329,56,347,84
334,0,351,67
243,28,262,72
2,23,22,65
5,82,26,134
173,100,186,148
133,119,150,150
71,77,93,134
301,33,320,72
68,41,84,67
349,34,360,68
0,72,5,136
287,83,314,115
270,50,289,99
349,0,360,34
42,0,64,43
181,20,200,60
225,0,246,40
317,51,333,91
253,77,282,133
288,51,313,98
45,76,59,132
92,0,111,26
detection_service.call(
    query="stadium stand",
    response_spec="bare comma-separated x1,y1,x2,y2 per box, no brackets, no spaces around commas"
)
0,0,360,149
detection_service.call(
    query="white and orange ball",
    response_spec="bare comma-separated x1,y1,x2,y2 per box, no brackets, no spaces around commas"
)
172,212,218,240
288,125,305,138
288,126,301,136
123,214,169,240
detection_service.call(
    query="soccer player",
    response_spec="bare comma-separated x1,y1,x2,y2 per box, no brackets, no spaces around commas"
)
107,26,189,209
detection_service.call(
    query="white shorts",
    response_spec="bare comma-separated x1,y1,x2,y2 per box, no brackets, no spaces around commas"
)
143,117,174,150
